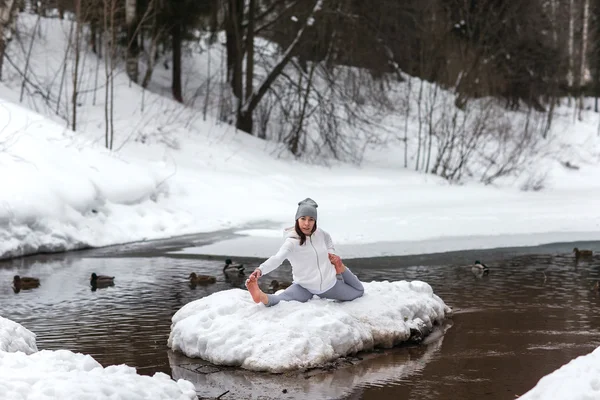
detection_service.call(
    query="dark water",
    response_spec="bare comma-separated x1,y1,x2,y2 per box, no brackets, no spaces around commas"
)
1,239,600,400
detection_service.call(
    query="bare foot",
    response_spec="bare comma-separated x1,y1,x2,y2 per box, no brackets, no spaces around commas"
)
329,253,346,274
246,277,268,304
334,262,346,274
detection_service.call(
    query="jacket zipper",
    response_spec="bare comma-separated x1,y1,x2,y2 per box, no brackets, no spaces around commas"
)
310,235,323,291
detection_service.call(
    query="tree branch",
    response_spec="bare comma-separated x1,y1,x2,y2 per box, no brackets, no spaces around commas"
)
241,0,323,115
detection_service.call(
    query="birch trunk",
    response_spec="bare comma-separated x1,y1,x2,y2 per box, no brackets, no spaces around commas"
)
72,0,82,131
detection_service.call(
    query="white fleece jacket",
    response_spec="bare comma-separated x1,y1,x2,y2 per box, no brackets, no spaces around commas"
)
258,227,338,294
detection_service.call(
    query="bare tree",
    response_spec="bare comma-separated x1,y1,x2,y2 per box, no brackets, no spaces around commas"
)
594,0,600,112
104,0,117,149
579,0,590,119
568,0,576,105
125,0,139,83
0,0,19,80
72,0,82,131
402,76,412,168
141,0,162,88
424,94,545,185
223,0,324,134
245,0,255,104
171,19,183,102
56,20,74,115
551,0,559,46
19,12,41,102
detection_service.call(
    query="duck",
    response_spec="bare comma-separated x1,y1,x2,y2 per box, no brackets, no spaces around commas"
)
270,279,292,292
561,161,580,170
90,273,115,286
592,281,600,292
223,259,245,274
12,275,40,289
469,260,490,276
471,260,489,270
222,261,246,288
573,248,593,259
188,273,217,285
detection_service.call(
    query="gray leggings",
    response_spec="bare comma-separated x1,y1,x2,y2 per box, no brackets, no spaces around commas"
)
266,268,364,307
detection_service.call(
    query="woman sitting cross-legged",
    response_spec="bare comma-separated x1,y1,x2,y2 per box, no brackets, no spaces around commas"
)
245,198,364,307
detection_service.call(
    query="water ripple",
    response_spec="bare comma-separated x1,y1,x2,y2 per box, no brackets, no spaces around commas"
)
1,247,600,400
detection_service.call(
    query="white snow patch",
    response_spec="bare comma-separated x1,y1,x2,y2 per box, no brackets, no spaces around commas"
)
0,350,198,400
0,316,197,400
0,316,38,354
519,346,600,400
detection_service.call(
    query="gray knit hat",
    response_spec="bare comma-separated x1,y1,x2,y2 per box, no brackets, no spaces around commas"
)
295,198,318,221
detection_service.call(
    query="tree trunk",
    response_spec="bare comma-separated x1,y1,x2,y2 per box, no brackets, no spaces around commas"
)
142,26,161,88
209,0,219,43
36,0,45,16
579,0,590,119
236,110,253,133
125,0,139,83
551,0,557,44
595,0,600,112
171,23,183,103
0,38,5,81
0,0,17,81
20,13,41,102
568,0,575,102
72,0,82,131
90,20,98,55
245,0,255,102
238,0,256,134
104,0,117,149
57,19,74,114
225,0,244,100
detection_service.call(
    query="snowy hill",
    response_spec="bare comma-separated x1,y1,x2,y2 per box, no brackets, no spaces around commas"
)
1,13,600,260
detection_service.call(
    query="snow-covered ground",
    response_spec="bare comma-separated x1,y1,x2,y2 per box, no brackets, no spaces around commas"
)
2,89,600,260
1,13,600,261
0,317,198,400
0,316,38,354
167,281,449,372
518,346,600,400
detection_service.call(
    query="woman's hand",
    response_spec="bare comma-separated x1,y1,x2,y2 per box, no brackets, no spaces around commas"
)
328,253,345,274
249,268,262,281
328,253,341,265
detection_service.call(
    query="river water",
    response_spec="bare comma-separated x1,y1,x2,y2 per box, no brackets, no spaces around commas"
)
1,237,599,400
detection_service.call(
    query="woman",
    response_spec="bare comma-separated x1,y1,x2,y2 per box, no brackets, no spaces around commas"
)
245,198,364,307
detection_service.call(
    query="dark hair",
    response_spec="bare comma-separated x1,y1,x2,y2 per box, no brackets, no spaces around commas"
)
295,219,317,245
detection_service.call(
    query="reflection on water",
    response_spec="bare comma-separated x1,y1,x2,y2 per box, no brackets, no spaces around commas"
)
168,323,451,400
1,245,600,400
